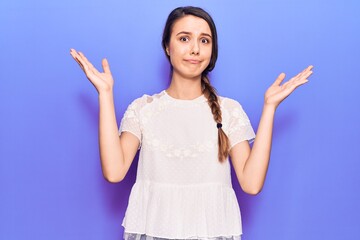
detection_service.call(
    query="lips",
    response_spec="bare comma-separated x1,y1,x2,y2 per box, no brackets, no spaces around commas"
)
185,59,201,64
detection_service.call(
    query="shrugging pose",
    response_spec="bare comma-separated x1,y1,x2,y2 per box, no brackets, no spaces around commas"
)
70,6,313,240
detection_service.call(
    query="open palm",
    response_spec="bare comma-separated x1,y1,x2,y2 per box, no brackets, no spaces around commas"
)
70,48,114,93
265,65,313,108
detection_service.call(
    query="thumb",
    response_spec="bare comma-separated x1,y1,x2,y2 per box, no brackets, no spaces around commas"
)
102,58,111,74
272,72,286,86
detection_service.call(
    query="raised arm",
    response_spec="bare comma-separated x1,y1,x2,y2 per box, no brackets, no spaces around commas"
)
70,49,139,182
230,65,314,195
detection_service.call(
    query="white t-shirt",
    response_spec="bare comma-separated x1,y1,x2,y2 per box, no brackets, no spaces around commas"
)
119,90,256,240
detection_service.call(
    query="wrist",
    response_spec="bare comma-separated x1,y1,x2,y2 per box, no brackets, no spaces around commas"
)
98,90,114,100
263,103,277,113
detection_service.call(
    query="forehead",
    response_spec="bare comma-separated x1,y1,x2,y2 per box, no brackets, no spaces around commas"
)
171,15,211,35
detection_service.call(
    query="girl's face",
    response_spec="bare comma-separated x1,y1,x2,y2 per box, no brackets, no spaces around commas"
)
166,15,212,80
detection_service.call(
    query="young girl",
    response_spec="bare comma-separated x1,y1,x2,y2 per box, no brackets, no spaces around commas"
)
70,6,313,240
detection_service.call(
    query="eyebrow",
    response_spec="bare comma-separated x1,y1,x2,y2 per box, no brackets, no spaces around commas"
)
175,31,212,39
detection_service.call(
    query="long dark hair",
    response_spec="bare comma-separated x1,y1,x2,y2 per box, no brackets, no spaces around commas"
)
161,6,230,163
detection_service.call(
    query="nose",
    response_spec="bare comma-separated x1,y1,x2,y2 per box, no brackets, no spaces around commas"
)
191,41,200,55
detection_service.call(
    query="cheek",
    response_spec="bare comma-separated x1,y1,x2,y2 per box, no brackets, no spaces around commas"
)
203,49,212,64
169,43,188,57
168,48,182,66
205,46,213,58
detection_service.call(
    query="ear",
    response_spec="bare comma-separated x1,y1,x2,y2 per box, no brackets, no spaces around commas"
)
166,47,170,56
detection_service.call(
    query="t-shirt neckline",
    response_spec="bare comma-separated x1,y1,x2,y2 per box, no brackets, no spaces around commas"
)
162,90,207,103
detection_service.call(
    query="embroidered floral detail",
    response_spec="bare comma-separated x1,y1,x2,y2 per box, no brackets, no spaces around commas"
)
144,134,217,159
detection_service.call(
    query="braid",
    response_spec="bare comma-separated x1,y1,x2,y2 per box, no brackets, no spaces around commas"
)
201,75,230,163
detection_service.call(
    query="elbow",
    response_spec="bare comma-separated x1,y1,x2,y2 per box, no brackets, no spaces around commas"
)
241,183,263,196
104,173,124,183
244,187,262,196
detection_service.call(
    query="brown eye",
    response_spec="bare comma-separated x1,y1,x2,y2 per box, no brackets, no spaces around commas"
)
201,38,209,44
180,36,189,42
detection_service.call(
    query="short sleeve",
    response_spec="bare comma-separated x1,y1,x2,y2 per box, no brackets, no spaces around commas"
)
119,98,142,149
225,99,256,149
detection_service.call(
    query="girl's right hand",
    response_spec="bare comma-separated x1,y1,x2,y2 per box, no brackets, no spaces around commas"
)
70,48,114,93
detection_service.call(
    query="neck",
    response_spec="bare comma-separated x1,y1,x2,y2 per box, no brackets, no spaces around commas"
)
166,72,203,100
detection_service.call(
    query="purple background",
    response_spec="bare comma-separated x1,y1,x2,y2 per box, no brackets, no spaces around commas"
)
1,0,359,239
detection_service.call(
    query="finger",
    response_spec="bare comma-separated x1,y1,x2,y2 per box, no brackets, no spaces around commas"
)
301,71,313,80
70,50,85,71
300,66,312,77
283,75,303,88
298,65,314,78
292,79,309,89
272,73,286,86
281,81,305,95
283,67,313,89
294,65,312,77
77,51,104,78
293,66,313,83
70,49,85,66
290,74,310,87
302,65,313,73
78,51,96,70
296,70,313,82
295,69,307,79
70,50,101,81
73,50,94,72
303,65,313,72
70,48,82,60
74,57,85,71
102,58,112,74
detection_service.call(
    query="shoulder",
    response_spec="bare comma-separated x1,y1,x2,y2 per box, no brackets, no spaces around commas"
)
127,90,166,111
218,95,251,122
218,95,244,111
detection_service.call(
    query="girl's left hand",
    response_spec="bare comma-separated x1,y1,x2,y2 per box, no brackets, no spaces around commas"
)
264,65,313,108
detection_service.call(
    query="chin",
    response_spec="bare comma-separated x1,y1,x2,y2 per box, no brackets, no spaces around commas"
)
174,69,204,80
184,72,203,80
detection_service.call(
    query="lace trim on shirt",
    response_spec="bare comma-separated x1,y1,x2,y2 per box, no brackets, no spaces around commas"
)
143,134,217,159
219,97,256,147
124,232,241,240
